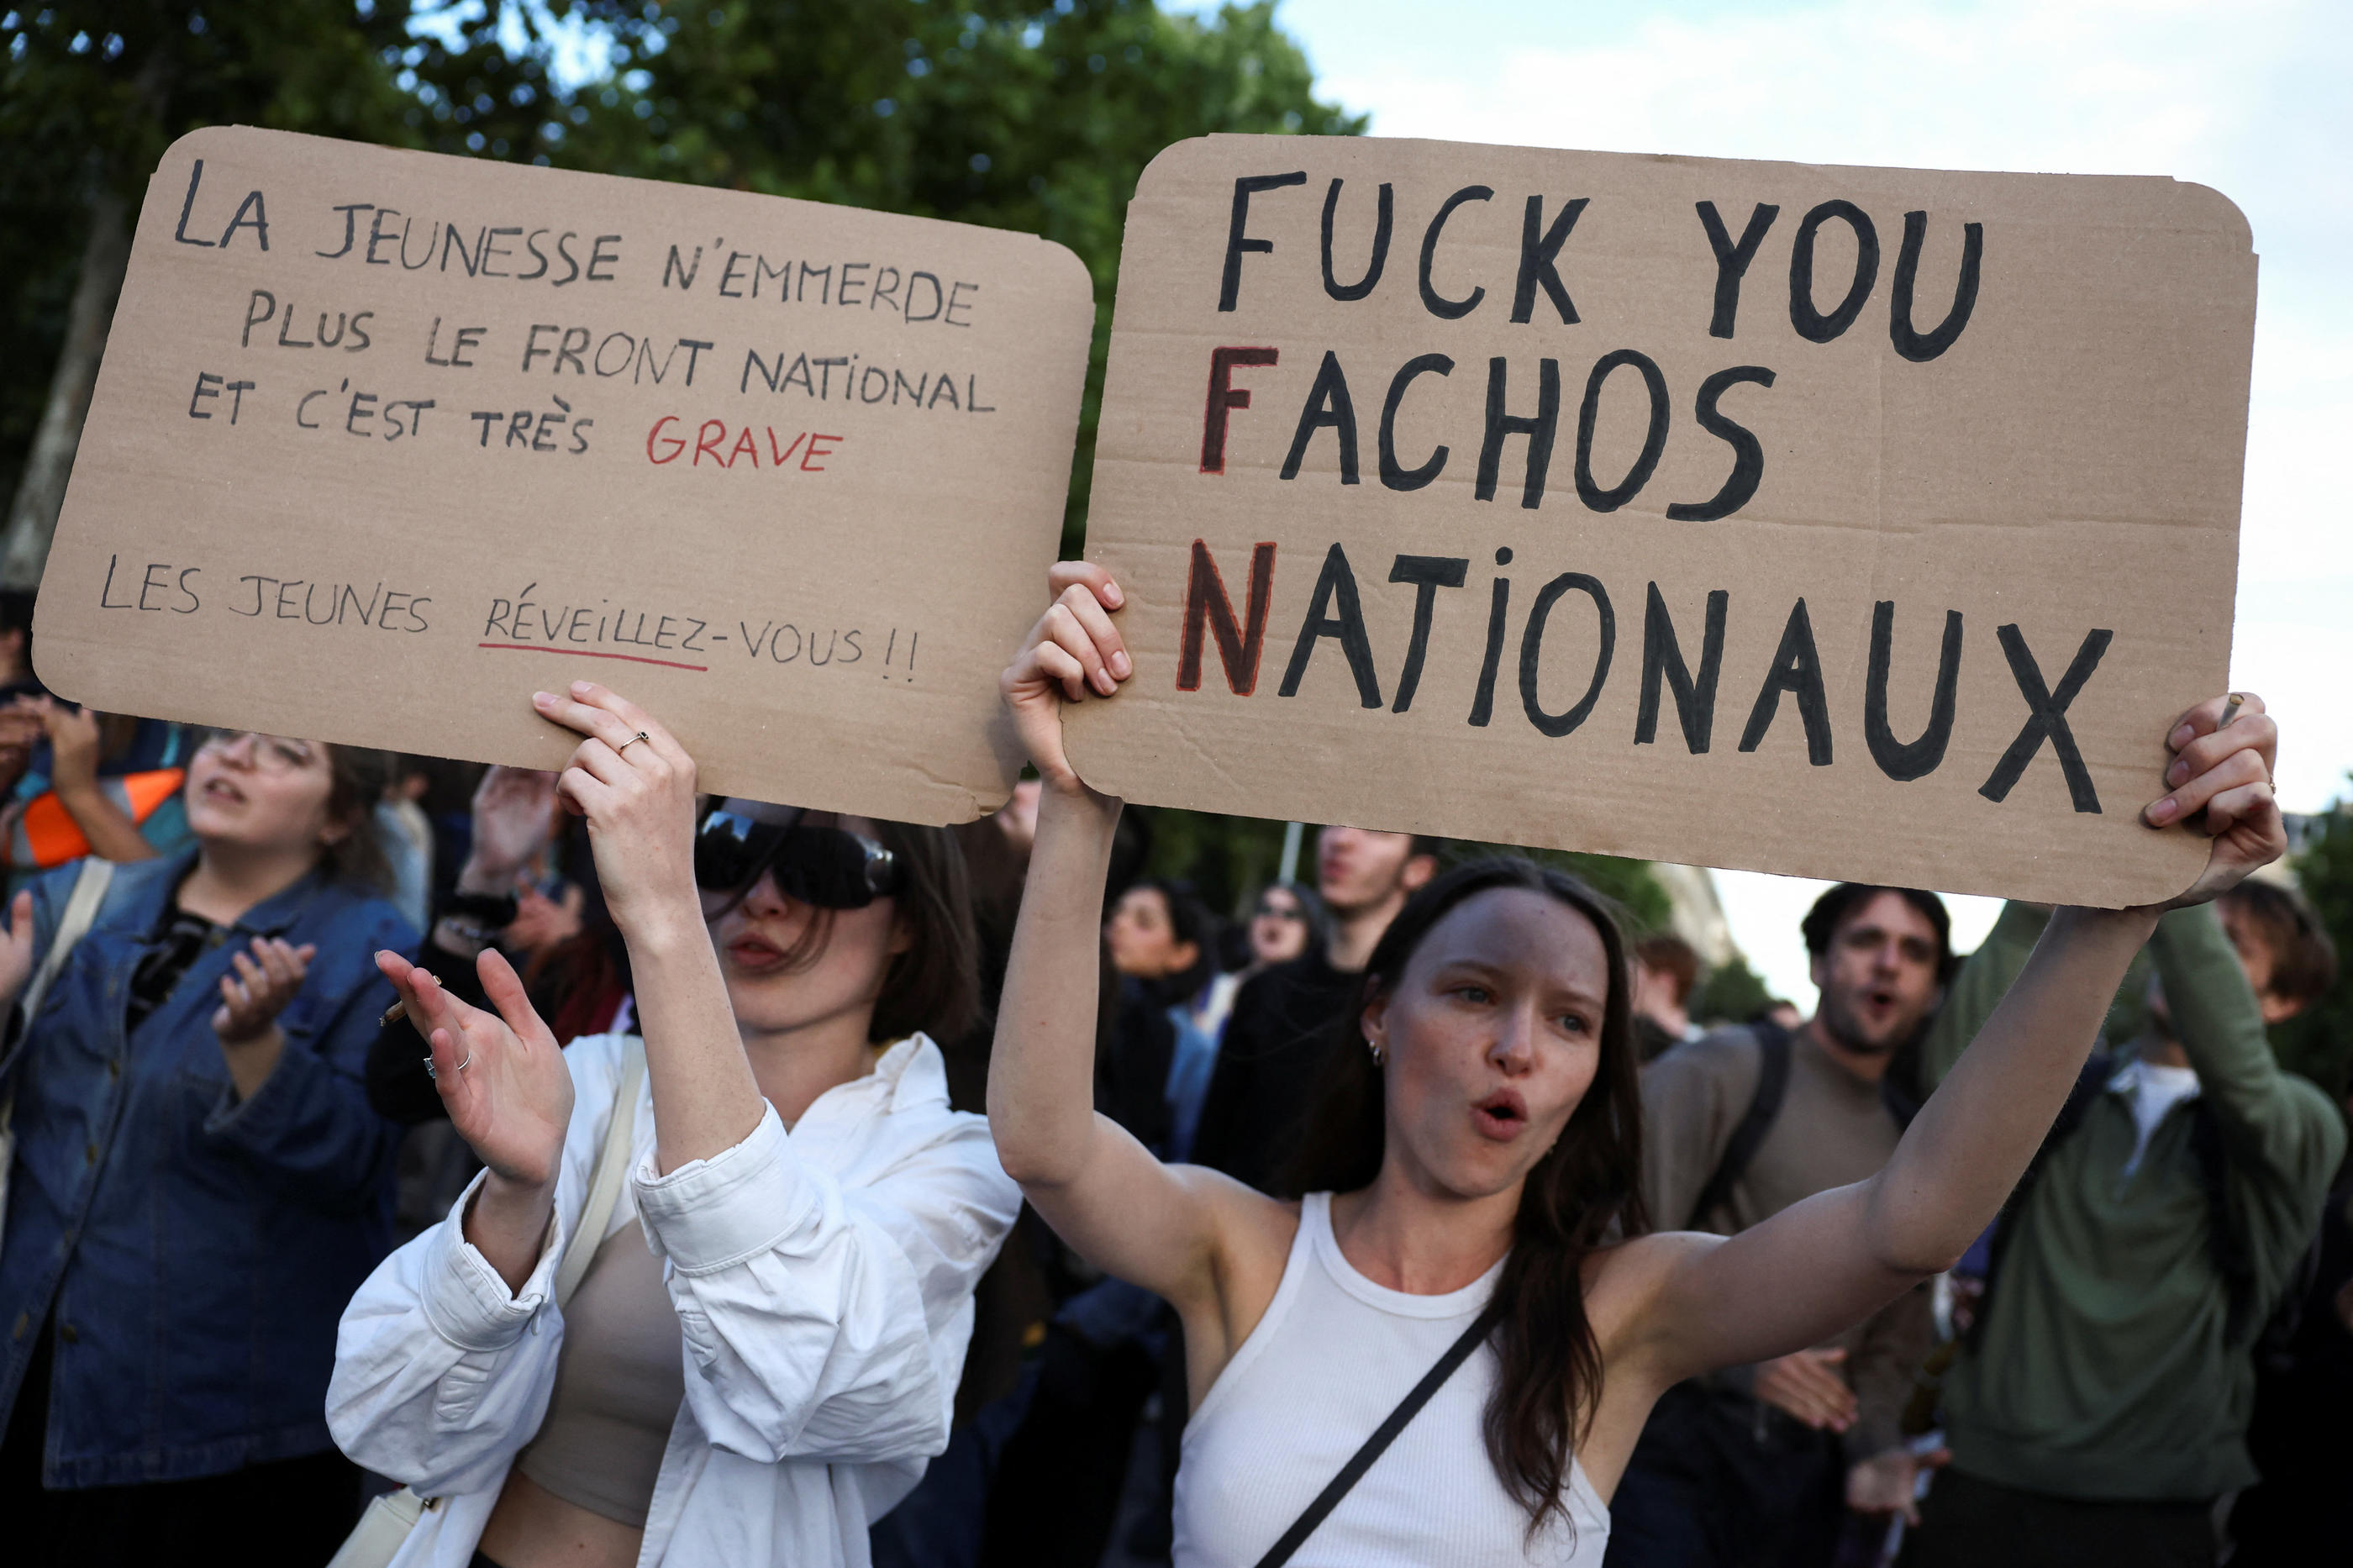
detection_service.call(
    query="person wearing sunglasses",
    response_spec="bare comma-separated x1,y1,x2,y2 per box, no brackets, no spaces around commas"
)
0,730,411,1567
1245,881,1327,977
329,684,1019,1568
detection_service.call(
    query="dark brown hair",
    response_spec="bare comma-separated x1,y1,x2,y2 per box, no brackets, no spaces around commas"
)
1285,857,1648,1534
866,818,981,1046
317,743,394,891
1801,883,1956,983
2219,881,2339,1009
1634,932,1699,1005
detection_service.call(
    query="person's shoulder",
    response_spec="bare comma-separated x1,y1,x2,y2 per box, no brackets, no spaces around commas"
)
1651,1023,1764,1076
2272,1071,2350,1171
1640,1023,1764,1105
876,1034,1006,1147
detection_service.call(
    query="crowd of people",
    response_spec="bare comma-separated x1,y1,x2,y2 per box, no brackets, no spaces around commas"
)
0,573,2341,1568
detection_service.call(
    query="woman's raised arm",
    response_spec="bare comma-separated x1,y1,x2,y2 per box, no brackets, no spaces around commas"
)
529,682,764,1176
987,564,1274,1320
1618,693,2286,1390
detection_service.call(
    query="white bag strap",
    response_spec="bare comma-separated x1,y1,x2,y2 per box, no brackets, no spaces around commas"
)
323,1036,645,1568
19,856,116,1027
555,1038,645,1308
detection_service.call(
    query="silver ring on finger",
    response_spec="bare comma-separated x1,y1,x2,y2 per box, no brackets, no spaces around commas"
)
617,731,650,754
456,1051,474,1072
422,1055,437,1080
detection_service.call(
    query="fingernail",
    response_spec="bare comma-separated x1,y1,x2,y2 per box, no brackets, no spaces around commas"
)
2146,796,2180,825
533,691,555,706
1094,670,1116,696
2171,723,2196,749
2166,758,2189,787
1104,583,1124,608
1110,651,1132,679
572,681,592,695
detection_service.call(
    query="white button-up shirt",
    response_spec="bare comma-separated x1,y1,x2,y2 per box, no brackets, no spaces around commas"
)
329,1031,1020,1567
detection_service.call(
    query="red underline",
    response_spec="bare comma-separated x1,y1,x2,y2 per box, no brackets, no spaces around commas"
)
476,643,711,673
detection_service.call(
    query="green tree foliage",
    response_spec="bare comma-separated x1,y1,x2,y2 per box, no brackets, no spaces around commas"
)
0,1,426,509
2279,802,2353,1118
1688,950,1775,1028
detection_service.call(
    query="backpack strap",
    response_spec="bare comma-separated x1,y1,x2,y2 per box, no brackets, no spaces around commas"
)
1684,1020,1793,1233
18,856,116,1028
1967,1050,2113,1350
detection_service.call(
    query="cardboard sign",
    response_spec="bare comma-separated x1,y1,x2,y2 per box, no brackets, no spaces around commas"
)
37,126,1093,823
1066,135,2255,906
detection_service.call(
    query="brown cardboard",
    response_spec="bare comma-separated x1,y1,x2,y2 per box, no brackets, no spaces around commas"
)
37,125,1094,823
1064,135,2255,907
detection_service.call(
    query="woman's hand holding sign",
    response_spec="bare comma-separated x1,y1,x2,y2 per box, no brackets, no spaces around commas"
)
530,682,703,941
1000,560,1131,797
2141,692,2282,909
530,681,765,1176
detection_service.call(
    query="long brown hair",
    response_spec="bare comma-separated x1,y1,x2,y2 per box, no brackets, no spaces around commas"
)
1285,857,1649,1534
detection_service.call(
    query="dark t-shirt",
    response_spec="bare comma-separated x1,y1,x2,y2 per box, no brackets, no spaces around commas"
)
1187,947,1361,1194
126,901,221,1032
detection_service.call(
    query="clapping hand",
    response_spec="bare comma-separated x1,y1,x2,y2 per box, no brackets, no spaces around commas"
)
213,936,315,1046
1750,1346,1856,1432
463,766,560,889
377,946,572,1192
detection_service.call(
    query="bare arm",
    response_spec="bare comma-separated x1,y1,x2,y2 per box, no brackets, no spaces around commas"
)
1622,693,2285,1389
987,566,1277,1321
529,683,763,1176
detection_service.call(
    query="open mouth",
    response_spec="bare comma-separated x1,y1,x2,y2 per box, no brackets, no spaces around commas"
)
200,777,246,806
1472,1089,1527,1142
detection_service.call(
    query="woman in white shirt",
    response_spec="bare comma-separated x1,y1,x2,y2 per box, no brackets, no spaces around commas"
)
988,564,2286,1566
329,684,1021,1568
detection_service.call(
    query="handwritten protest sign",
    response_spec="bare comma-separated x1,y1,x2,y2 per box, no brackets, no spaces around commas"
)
37,126,1093,823
1064,134,2255,905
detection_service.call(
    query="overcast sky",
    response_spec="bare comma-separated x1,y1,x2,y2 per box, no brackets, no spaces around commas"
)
1253,0,2351,1005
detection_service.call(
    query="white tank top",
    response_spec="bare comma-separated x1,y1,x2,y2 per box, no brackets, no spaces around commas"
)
1174,1192,1610,1567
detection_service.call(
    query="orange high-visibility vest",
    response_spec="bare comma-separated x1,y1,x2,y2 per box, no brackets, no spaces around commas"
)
11,770,185,868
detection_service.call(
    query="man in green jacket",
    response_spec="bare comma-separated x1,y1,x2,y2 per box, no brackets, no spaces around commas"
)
1901,883,2343,1568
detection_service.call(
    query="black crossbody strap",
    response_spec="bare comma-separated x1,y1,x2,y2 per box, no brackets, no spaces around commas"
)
1250,1297,1507,1568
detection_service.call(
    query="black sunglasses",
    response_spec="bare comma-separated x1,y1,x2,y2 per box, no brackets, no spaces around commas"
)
694,802,903,910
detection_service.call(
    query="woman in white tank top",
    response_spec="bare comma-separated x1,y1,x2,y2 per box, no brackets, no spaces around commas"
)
990,563,2284,1565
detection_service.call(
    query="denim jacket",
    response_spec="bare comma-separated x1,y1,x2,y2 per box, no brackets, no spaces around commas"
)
0,849,416,1486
